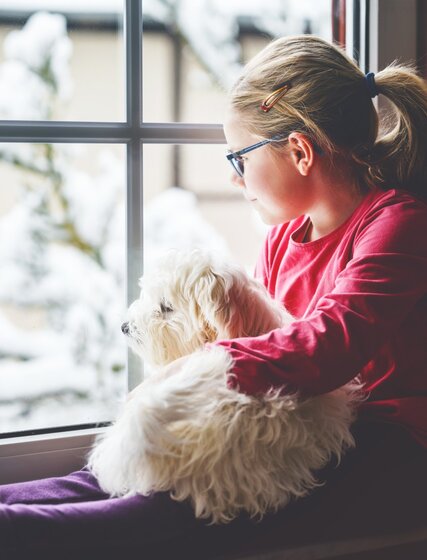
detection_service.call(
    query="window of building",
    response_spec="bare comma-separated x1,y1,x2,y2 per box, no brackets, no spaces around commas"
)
0,0,333,439
2,0,419,483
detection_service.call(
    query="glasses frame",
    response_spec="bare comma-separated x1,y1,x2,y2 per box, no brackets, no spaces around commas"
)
226,134,286,177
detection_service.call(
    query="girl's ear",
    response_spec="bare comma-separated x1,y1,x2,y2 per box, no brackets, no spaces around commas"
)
287,132,315,176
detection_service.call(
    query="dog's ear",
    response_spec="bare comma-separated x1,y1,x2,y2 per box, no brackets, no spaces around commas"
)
194,265,285,341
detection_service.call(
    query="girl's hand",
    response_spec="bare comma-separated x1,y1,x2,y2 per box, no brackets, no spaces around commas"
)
127,354,191,401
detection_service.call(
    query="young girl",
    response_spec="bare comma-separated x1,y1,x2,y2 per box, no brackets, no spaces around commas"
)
219,34,427,444
1,35,427,559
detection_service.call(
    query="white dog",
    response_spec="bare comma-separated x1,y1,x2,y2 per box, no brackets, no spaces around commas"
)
88,250,361,524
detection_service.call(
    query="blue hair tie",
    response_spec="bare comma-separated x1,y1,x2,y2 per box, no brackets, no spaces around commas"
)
364,72,378,98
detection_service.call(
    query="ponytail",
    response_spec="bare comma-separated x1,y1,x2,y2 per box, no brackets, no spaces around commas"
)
367,63,427,201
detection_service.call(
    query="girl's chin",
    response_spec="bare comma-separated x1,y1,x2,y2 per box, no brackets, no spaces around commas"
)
248,200,286,225
256,211,282,226
254,204,297,226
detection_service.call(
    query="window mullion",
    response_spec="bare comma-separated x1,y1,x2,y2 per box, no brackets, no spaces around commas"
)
125,0,143,305
141,123,225,143
126,0,144,390
0,121,131,143
0,121,225,143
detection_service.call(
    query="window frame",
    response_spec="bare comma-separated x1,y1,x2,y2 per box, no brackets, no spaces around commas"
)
0,0,417,484
0,0,223,480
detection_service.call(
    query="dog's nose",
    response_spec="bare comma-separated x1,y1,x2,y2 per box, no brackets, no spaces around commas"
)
121,322,130,335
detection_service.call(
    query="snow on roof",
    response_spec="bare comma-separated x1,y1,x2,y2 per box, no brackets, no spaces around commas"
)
0,0,123,14
0,0,325,20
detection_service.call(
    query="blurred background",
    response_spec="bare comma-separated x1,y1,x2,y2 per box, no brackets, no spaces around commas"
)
0,0,333,433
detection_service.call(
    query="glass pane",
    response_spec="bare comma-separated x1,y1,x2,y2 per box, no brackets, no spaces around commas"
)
142,0,332,123
0,142,127,434
0,2,124,121
142,143,266,272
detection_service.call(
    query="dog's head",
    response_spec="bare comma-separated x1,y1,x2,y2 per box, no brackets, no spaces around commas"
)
121,249,288,367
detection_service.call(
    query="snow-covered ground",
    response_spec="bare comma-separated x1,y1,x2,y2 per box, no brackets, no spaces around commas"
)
0,183,231,433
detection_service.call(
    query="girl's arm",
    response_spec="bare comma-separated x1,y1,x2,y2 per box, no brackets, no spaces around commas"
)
215,198,427,396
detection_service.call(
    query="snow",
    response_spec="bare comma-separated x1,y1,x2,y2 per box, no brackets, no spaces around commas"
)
0,356,94,400
0,0,123,14
0,12,72,120
143,187,230,267
4,12,73,99
0,184,231,432
0,61,50,120
0,311,67,359
142,0,331,88
0,12,129,432
142,0,331,89
4,12,71,75
0,0,327,22
61,158,124,250
174,0,241,89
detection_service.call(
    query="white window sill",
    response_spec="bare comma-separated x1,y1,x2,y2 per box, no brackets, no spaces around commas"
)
0,427,106,485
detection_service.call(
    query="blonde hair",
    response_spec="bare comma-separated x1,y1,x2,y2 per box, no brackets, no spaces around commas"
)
231,35,427,200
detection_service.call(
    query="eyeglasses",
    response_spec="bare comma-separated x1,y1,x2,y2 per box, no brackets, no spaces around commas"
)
226,134,286,178
226,134,323,177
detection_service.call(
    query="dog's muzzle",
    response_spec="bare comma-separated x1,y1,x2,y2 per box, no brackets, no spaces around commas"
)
121,322,130,335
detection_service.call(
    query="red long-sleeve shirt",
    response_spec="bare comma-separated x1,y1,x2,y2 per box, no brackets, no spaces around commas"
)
215,189,427,447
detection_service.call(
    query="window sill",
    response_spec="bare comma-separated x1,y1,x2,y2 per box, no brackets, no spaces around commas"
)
0,427,105,485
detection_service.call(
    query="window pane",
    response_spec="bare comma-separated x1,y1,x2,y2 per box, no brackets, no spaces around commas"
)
0,142,127,434
0,3,124,121
142,143,266,272
142,0,332,123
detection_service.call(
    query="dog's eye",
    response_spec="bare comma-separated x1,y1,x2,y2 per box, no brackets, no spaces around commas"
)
159,299,173,314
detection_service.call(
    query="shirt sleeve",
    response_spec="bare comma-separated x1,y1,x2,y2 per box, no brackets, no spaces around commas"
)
214,196,427,396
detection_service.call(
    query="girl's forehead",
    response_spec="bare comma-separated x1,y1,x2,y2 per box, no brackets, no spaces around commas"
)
223,109,258,150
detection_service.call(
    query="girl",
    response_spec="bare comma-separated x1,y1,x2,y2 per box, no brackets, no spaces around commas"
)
219,35,427,445
1,35,427,559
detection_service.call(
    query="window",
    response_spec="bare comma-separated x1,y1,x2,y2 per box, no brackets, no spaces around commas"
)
0,0,333,440
4,0,418,481
0,2,128,436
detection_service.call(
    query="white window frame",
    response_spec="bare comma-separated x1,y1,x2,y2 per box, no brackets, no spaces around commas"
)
0,0,418,485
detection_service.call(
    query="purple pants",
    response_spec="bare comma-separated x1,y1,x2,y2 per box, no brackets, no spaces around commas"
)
1,421,426,560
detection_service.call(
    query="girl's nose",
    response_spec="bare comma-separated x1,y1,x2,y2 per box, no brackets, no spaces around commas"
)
230,170,245,189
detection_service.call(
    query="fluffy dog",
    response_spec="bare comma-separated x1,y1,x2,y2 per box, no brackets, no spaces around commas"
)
88,250,360,524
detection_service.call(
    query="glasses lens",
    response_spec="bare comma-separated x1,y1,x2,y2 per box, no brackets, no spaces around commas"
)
232,156,244,177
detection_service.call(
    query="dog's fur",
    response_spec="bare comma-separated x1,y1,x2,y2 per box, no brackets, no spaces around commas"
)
88,250,361,524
